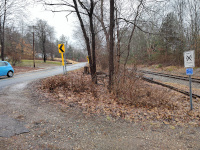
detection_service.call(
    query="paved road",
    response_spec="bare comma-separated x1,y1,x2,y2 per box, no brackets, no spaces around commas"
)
0,62,87,90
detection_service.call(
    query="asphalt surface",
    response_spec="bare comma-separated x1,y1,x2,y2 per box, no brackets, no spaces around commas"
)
0,62,87,90
0,63,87,138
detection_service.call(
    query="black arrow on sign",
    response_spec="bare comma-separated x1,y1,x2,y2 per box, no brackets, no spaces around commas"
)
59,44,64,53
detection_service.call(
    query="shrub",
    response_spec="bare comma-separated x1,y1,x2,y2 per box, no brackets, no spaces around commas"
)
41,73,95,95
8,52,21,66
113,68,175,110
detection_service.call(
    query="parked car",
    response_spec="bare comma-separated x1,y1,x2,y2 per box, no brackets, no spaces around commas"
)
0,61,14,77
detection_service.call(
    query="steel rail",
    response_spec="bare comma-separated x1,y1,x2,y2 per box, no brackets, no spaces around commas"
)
139,70,200,83
142,76,200,99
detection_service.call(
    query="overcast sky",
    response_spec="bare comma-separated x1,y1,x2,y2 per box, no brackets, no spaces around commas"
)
28,2,77,43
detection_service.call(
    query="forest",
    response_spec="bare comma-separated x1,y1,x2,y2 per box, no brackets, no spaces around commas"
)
41,0,200,87
0,0,86,65
0,0,200,85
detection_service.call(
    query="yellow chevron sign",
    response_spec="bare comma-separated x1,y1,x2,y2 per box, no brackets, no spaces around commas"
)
58,44,65,53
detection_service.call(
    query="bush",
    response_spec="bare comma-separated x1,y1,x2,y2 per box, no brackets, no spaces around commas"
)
8,52,21,66
41,73,96,96
113,68,175,110
96,53,109,70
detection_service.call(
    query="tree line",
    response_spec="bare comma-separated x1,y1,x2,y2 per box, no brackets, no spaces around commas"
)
1,0,200,91
43,0,200,90
0,0,86,65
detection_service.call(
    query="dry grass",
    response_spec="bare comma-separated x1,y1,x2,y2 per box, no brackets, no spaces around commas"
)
54,58,78,64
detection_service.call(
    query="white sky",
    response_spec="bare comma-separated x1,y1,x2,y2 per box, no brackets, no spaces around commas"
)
28,3,77,43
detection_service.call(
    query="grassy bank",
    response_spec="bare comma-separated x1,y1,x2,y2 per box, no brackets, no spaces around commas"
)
18,60,61,67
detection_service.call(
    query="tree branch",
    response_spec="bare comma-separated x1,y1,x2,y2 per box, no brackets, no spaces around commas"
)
44,2,75,8
78,0,89,15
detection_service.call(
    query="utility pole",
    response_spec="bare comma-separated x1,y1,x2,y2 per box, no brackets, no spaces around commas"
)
32,31,35,68
30,25,36,68
73,50,74,61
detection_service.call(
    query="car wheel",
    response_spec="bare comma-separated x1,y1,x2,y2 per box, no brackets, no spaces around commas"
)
7,71,13,77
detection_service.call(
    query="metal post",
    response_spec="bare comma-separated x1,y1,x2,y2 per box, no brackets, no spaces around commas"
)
61,53,65,74
189,75,193,110
64,52,67,75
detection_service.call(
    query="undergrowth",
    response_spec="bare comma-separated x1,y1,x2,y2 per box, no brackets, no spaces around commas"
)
41,70,175,110
113,68,176,110
41,74,97,97
39,70,200,125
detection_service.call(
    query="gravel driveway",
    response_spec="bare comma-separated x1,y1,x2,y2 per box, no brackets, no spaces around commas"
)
0,81,200,150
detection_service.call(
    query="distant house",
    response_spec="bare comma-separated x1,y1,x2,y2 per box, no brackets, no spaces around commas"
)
35,53,54,59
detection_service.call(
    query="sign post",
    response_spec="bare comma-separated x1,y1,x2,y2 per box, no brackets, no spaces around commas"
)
58,44,66,74
64,52,67,75
184,50,195,110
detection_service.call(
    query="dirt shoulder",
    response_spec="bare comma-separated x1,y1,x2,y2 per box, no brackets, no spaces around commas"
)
13,63,60,75
13,66,42,74
0,79,200,149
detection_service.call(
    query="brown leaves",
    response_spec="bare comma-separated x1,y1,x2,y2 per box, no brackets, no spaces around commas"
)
39,70,200,127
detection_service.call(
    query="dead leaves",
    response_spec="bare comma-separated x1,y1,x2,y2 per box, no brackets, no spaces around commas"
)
39,70,200,127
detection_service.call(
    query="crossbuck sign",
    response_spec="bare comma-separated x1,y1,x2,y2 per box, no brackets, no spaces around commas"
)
184,50,195,68
184,50,195,110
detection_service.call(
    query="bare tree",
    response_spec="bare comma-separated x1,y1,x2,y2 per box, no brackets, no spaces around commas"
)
0,0,29,61
187,0,200,65
35,19,54,62
47,26,56,61
44,0,98,83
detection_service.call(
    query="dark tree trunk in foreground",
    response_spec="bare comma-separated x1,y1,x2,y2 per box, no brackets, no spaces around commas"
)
0,0,7,61
109,0,115,92
73,0,97,83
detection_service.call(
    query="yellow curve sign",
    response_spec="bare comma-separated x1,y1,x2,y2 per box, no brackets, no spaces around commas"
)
58,44,65,53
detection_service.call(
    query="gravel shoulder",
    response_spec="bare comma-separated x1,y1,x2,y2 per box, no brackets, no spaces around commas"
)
0,81,200,150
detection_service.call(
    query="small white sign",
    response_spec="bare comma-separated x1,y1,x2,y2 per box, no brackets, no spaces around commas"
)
184,50,195,68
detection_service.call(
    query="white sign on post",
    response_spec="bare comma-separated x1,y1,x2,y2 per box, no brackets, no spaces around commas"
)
184,50,195,68
184,50,195,110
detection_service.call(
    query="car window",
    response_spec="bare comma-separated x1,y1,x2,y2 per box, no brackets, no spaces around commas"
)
4,62,8,66
0,62,6,66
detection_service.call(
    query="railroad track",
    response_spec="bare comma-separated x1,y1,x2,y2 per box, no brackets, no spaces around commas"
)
142,76,200,99
139,69,200,98
139,70,200,83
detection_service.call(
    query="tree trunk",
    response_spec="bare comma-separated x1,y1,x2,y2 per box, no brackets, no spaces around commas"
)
89,0,97,84
109,0,115,92
73,0,97,83
0,0,7,61
116,8,120,74
43,41,46,62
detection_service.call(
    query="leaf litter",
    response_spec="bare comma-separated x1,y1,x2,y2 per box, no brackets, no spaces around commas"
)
38,70,200,127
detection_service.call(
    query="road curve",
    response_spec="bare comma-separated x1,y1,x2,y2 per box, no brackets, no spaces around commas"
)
0,62,87,90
